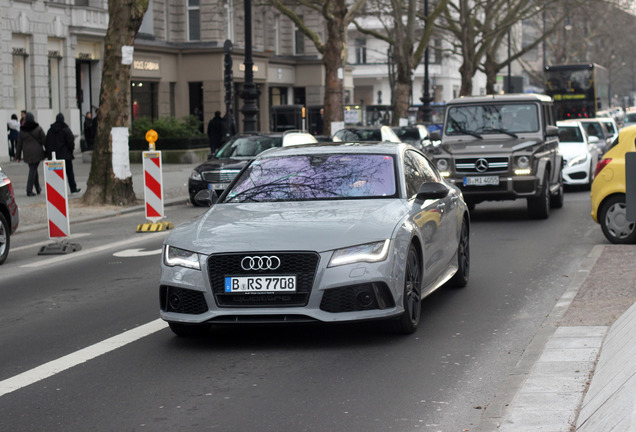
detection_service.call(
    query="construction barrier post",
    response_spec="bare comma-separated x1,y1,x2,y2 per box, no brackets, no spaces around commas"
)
39,154,81,255
137,129,174,233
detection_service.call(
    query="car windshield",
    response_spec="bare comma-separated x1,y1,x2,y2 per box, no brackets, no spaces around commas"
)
445,103,540,135
225,154,398,203
216,136,283,158
393,128,420,144
336,129,382,141
558,126,585,143
625,113,636,123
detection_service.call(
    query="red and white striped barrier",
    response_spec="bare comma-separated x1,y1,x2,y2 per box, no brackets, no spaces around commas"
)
43,160,70,239
142,151,164,223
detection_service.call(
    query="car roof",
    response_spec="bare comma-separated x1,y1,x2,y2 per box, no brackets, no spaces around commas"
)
257,141,410,158
446,93,553,105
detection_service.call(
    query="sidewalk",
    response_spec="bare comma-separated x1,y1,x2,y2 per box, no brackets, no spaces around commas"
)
1,154,194,232
2,154,636,431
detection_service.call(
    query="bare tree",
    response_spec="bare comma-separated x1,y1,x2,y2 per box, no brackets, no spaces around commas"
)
81,0,149,206
352,0,449,125
271,0,367,135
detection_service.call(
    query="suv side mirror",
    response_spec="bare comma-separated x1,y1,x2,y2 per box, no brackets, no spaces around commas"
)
546,125,559,137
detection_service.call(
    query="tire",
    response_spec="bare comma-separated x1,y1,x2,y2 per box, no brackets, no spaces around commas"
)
527,172,550,219
168,322,211,337
599,195,636,244
0,212,10,265
190,194,202,207
389,245,422,334
448,220,470,288
550,175,564,209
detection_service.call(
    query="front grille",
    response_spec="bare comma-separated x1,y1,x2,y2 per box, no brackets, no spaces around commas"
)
201,169,241,182
208,252,320,307
160,285,208,314
455,157,509,174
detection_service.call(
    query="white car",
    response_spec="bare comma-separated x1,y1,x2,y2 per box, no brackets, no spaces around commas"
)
557,121,600,187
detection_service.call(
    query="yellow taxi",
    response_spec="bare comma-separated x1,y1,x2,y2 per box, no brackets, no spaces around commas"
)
590,124,636,243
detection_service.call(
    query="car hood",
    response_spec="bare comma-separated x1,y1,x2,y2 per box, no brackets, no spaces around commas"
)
558,142,589,158
194,158,249,172
167,200,408,254
442,138,541,154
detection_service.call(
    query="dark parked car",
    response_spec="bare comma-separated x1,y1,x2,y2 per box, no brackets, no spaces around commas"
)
0,165,19,264
188,131,317,205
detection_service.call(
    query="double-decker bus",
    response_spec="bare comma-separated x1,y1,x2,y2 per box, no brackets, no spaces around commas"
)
544,63,610,120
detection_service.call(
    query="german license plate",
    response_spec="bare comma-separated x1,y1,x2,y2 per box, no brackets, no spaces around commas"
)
208,183,226,190
464,176,499,186
225,276,297,293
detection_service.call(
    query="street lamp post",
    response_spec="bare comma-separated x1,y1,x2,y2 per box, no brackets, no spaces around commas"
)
239,0,260,132
420,0,432,123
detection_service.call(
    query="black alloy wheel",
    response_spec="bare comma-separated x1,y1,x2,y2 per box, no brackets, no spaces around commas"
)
391,245,422,334
448,220,469,288
528,171,550,219
0,212,10,265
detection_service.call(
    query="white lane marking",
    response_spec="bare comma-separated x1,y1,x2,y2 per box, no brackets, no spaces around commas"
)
11,233,92,253
0,319,168,398
20,232,167,268
113,248,163,257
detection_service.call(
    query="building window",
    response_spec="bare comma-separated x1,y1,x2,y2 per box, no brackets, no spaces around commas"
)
13,52,28,111
294,17,304,55
131,81,159,121
187,0,200,41
430,39,442,65
48,54,62,112
270,87,288,106
170,82,176,117
355,38,367,64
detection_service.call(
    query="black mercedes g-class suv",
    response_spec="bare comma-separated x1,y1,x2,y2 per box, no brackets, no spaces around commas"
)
427,94,563,219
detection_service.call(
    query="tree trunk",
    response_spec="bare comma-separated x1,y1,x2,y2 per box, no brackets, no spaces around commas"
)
484,54,499,95
82,0,149,206
322,4,346,136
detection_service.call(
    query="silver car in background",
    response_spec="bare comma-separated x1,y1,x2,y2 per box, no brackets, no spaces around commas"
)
160,142,470,336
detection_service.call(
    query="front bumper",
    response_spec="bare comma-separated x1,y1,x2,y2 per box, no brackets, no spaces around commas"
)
444,174,540,203
159,250,405,325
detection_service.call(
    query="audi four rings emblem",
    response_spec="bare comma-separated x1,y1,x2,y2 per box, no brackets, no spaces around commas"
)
241,256,281,271
475,158,489,173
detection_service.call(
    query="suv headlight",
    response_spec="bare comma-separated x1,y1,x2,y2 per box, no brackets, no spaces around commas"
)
164,245,201,270
567,154,587,167
329,240,390,267
190,170,202,181
436,159,450,176
514,156,531,175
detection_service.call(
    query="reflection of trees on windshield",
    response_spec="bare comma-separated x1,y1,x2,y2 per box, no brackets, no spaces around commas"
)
226,154,397,202
446,104,539,134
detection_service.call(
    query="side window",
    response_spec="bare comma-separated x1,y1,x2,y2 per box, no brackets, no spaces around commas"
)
404,151,438,199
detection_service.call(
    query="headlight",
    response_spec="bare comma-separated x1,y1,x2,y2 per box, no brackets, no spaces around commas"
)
163,245,201,270
515,156,530,169
567,154,587,167
190,170,202,181
328,240,390,267
436,159,449,172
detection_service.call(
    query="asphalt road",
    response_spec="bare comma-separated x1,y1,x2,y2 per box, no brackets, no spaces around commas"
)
0,188,606,432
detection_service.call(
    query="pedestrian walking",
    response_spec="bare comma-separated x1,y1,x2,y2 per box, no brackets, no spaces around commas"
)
15,112,46,196
83,111,95,151
7,114,19,161
45,113,80,194
207,111,225,157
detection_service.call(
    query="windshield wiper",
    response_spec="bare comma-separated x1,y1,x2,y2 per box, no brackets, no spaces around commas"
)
477,127,518,138
450,119,483,139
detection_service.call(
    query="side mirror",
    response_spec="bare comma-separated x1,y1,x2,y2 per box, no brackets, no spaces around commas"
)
546,125,559,137
415,182,449,202
194,189,219,207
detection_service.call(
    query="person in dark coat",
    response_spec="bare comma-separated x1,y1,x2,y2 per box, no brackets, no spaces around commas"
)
207,111,225,157
83,112,95,151
16,112,46,196
45,113,80,194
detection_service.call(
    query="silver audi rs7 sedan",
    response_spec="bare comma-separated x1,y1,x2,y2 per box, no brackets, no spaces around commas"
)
160,142,470,336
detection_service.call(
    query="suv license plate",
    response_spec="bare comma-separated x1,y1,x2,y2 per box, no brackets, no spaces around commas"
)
208,183,226,190
464,176,499,186
225,276,297,293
